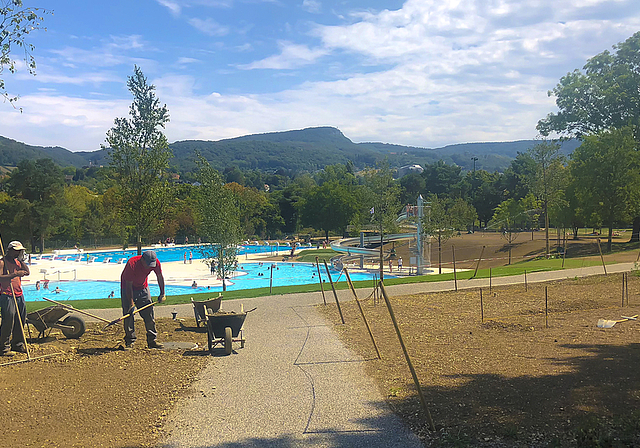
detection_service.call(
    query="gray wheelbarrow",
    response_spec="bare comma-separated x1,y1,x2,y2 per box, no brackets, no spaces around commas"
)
26,305,86,339
191,295,222,327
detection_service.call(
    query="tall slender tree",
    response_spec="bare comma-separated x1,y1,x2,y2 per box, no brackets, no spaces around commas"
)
105,65,173,254
363,163,401,281
195,158,242,292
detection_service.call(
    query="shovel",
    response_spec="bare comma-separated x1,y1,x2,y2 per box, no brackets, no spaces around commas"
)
597,314,638,328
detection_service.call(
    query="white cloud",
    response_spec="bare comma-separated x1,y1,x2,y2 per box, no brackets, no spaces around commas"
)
302,0,321,14
176,57,200,64
239,41,328,69
188,17,230,36
156,0,182,15
4,0,640,152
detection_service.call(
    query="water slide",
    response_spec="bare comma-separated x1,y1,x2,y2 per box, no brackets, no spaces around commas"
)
330,233,416,258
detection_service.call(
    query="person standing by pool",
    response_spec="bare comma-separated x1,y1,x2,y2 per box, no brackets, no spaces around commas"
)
120,250,166,349
0,241,30,355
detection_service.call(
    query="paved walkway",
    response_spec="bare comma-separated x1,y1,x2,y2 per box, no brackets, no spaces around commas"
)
83,262,635,448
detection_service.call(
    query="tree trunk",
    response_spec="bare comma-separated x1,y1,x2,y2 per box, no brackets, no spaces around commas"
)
137,234,142,256
631,216,640,242
573,226,579,240
607,225,613,252
438,234,442,274
545,208,549,258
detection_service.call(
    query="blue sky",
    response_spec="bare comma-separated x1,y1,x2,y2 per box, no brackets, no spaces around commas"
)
1,0,639,151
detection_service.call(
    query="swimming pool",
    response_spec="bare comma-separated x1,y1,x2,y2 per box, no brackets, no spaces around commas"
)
24,262,388,302
38,244,301,264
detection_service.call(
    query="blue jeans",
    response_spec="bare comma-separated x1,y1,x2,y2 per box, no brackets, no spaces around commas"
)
120,286,157,346
0,293,26,353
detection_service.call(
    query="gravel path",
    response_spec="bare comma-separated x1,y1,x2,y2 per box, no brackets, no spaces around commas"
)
159,291,423,448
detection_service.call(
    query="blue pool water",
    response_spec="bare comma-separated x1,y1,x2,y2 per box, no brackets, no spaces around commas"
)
24,262,387,302
39,244,300,264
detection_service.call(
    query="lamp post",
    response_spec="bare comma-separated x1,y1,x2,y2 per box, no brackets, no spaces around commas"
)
471,157,478,232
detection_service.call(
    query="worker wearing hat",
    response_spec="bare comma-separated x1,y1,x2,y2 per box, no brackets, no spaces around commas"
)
120,250,166,349
0,241,30,356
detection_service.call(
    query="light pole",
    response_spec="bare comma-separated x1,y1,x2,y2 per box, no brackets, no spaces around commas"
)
471,157,478,232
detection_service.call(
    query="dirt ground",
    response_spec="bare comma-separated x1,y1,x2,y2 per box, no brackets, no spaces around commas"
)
2,230,640,448
319,273,640,447
0,317,211,448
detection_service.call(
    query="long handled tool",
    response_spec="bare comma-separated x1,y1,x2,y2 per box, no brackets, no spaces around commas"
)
0,236,61,366
41,296,111,324
597,314,638,328
103,300,157,330
0,236,31,360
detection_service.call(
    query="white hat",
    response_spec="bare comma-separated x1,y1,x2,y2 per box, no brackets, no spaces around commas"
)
7,241,25,251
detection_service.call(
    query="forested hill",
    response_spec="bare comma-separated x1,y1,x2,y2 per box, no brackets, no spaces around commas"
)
0,127,580,173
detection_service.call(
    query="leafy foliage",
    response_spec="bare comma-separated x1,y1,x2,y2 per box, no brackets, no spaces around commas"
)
0,0,49,104
105,65,173,253
194,157,241,291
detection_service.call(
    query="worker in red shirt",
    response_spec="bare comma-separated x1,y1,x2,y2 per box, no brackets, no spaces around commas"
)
120,250,166,349
0,241,30,356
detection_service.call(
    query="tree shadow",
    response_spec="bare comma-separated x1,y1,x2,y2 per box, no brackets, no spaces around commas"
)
392,342,640,445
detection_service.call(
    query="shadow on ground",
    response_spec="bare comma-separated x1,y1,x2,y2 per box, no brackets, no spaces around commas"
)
388,342,640,446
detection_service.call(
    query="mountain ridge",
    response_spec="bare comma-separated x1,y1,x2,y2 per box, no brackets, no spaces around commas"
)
0,127,580,173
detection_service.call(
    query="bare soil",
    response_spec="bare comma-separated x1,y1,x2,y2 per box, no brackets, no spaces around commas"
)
319,273,640,447
0,318,210,448
2,230,639,447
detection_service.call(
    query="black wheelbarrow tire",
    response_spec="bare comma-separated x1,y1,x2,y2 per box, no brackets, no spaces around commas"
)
61,315,86,339
224,326,232,355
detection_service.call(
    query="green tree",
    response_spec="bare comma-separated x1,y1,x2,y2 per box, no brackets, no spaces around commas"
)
3,158,65,251
301,181,360,240
195,159,242,291
422,160,462,197
399,171,426,205
0,0,48,104
489,198,527,264
527,141,567,257
537,31,640,241
363,163,401,280
422,194,476,273
105,65,173,254
569,127,640,251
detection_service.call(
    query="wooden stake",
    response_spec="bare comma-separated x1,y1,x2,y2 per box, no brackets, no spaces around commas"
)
379,281,436,432
323,260,344,324
545,286,549,329
597,238,607,276
489,268,492,293
452,245,458,291
524,269,528,292
480,288,484,323
472,246,485,279
626,272,629,306
345,269,380,359
622,272,626,307
562,236,567,268
315,256,327,305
